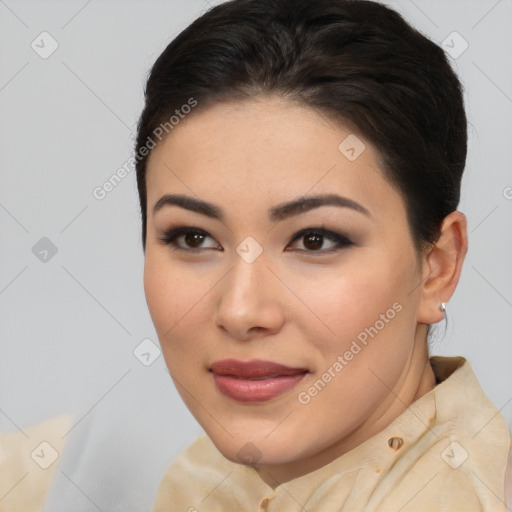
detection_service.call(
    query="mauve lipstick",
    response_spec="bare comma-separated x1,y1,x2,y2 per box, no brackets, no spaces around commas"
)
210,359,308,402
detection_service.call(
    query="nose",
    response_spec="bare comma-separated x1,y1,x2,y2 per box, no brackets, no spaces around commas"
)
214,254,285,341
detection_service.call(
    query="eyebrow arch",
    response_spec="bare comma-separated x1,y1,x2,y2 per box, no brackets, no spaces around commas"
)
152,193,372,222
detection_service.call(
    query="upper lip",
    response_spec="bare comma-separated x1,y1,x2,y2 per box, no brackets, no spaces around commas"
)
210,359,308,379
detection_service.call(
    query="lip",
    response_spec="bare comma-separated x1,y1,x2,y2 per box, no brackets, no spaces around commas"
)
210,359,308,403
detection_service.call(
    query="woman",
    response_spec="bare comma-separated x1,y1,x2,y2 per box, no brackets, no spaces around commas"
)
134,0,511,510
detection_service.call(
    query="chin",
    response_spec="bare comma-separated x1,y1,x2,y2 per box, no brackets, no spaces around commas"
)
207,427,307,467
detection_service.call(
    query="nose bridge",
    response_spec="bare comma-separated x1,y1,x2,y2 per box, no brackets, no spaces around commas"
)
223,248,269,309
214,246,283,337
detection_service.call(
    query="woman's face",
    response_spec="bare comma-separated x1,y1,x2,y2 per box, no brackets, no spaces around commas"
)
143,97,435,484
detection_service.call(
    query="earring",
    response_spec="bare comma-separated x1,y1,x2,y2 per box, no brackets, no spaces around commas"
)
439,302,446,313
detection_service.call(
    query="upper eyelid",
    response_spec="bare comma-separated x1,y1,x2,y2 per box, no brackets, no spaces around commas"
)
162,226,346,240
289,227,351,241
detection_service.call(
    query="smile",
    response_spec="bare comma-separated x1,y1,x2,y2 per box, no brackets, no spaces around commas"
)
210,359,308,403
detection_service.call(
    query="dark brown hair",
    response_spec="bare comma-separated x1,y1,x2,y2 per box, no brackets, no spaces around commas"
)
135,0,467,259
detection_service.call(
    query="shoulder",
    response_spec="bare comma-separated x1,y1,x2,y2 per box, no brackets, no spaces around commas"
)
431,356,510,466
383,356,511,511
0,413,74,512
152,433,267,511
388,456,510,512
433,357,510,511
152,433,234,511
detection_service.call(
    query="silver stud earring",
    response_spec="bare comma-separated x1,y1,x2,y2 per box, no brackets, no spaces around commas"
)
439,302,446,313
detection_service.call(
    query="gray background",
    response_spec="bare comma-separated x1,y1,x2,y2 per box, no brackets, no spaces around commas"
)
1,0,511,510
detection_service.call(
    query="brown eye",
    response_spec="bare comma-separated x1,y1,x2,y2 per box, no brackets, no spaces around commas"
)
302,233,324,250
160,227,221,251
184,232,206,248
287,227,354,254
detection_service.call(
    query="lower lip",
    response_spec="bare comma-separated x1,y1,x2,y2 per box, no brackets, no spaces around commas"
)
212,372,307,403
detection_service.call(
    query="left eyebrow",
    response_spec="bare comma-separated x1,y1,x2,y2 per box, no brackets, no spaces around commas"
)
269,194,372,222
151,193,372,222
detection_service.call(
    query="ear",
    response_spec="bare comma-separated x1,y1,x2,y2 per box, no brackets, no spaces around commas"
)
417,211,468,324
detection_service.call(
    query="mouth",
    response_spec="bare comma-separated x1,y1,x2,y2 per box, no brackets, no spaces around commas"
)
209,359,308,403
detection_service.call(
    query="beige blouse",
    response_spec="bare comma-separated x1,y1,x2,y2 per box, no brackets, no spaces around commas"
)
152,356,512,512
0,413,73,512
1,357,510,511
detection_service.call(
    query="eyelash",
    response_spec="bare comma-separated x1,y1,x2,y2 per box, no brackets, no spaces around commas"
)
158,226,354,254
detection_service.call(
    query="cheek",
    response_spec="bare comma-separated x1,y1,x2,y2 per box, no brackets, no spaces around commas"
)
143,255,215,371
297,258,410,347
294,252,419,407
289,269,414,453
144,257,196,341
144,257,176,330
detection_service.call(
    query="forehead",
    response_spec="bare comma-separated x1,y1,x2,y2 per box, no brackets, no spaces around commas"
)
145,97,406,223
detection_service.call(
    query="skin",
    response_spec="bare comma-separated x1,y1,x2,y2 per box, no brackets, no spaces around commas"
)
143,96,468,488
